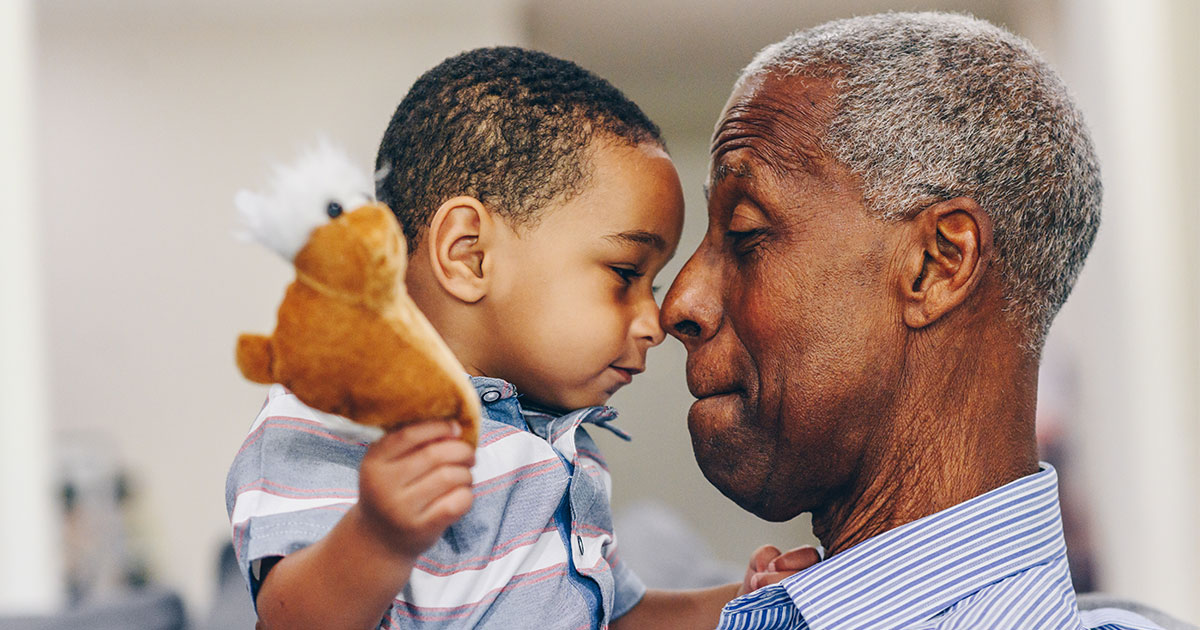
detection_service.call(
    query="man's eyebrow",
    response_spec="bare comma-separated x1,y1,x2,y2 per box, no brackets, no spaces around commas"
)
706,162,752,199
603,230,668,252
717,162,753,184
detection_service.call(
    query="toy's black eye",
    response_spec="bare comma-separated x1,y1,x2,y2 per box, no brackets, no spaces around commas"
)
326,201,343,219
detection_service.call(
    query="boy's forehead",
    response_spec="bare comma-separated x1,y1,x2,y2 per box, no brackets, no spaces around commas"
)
603,229,672,254
532,138,684,245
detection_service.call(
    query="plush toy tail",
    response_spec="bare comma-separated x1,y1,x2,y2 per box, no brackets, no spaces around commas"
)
236,334,275,384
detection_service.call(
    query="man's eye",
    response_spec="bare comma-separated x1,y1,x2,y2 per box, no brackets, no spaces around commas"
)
611,266,643,285
726,228,768,255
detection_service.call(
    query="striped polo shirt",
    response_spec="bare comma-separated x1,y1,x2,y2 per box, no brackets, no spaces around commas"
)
718,465,1163,630
226,378,645,629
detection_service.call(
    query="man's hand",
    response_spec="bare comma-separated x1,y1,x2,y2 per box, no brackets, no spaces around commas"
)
739,544,821,596
357,420,476,560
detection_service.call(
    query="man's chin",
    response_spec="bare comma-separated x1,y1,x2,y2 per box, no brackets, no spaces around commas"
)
698,459,803,522
688,395,808,522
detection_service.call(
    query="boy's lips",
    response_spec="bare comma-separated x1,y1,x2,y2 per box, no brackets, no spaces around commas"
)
609,365,644,384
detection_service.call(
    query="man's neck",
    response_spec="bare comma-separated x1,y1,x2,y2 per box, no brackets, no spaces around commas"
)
811,335,1041,557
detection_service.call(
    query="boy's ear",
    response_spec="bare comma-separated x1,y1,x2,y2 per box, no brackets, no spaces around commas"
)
899,197,992,329
427,196,495,304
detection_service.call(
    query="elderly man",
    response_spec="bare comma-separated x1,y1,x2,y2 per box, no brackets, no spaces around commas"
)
661,12,1164,630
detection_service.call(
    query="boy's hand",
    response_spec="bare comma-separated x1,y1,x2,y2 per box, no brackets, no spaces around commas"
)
738,544,821,596
356,420,476,561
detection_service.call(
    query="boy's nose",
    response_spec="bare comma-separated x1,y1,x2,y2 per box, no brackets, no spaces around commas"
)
632,294,667,348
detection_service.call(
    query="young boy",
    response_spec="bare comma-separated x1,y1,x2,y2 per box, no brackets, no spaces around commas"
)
226,47,814,630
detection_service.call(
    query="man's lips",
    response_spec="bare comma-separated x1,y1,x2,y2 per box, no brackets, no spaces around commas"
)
686,374,742,399
691,387,742,399
685,365,742,399
683,346,747,398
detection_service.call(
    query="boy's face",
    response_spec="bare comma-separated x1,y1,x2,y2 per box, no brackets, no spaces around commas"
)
483,140,685,412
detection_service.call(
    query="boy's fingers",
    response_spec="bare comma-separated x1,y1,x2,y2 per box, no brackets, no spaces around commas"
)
750,570,798,590
383,439,476,486
373,420,468,459
418,486,474,531
401,464,475,514
766,546,821,573
749,544,782,573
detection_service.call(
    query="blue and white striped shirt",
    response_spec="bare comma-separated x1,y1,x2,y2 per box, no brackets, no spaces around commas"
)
718,466,1164,630
227,378,645,629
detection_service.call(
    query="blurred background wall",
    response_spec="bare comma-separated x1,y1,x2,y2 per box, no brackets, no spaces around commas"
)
2,0,1195,624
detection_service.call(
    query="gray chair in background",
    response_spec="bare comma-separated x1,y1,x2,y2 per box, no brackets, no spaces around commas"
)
198,543,257,630
1078,593,1198,630
0,588,186,630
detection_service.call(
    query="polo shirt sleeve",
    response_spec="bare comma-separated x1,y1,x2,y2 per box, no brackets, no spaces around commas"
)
225,386,367,602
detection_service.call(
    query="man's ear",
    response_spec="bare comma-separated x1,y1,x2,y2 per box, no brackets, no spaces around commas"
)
426,196,495,304
899,197,992,329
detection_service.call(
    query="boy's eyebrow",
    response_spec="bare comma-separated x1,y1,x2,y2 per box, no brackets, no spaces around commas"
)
604,230,668,252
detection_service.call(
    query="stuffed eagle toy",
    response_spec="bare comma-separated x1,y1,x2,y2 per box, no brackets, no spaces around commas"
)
234,143,481,445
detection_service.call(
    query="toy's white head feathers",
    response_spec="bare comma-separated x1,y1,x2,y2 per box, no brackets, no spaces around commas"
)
235,141,376,261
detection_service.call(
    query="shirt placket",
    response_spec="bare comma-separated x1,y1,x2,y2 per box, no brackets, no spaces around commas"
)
551,408,618,626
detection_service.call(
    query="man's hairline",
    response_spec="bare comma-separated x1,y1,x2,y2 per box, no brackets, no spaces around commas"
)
711,65,1048,354
705,66,847,199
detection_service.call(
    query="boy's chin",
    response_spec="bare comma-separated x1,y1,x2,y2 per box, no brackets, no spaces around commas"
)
522,390,611,414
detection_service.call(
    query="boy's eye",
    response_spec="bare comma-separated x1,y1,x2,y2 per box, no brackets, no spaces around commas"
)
610,266,643,285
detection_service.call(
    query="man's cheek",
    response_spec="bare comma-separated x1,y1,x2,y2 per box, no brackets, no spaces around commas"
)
733,284,786,344
737,285,802,378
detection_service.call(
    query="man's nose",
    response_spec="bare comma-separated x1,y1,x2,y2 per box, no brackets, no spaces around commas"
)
660,250,719,350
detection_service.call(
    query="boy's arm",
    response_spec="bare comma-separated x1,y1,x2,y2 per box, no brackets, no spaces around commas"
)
610,545,820,630
255,421,475,630
611,585,739,630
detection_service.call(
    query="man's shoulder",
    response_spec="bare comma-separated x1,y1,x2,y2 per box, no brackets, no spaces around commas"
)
925,566,1170,630
1078,598,1182,630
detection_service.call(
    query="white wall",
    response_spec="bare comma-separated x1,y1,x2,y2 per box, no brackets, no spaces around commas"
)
28,0,1200,622
1047,0,1200,619
34,2,526,611
1,0,64,614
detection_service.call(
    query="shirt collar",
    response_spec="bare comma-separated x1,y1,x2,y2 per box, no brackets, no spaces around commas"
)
776,465,1067,630
470,375,520,404
468,375,631,441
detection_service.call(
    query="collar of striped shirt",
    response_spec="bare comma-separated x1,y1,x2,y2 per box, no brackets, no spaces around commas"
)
471,375,633,441
719,465,1092,630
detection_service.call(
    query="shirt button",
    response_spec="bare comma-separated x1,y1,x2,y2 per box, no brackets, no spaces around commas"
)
481,390,501,403
576,535,585,555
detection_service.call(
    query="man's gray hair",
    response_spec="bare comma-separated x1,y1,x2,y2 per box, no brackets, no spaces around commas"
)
742,12,1101,348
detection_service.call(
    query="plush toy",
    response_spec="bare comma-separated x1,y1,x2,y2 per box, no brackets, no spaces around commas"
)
234,143,481,445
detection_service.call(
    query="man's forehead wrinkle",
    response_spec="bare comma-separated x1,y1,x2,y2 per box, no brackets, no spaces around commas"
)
712,97,834,182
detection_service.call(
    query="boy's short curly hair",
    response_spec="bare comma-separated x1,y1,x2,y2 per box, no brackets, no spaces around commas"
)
376,46,665,248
